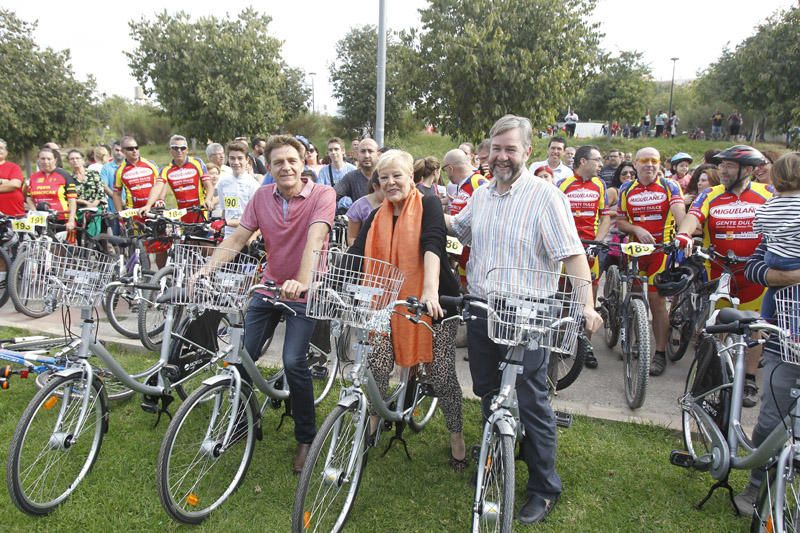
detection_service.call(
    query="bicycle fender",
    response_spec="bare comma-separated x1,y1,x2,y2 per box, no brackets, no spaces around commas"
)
53,366,84,379
337,393,361,410
202,374,232,388
493,418,516,438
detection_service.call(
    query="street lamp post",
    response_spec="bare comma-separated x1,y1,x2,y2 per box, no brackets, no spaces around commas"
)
668,57,679,119
309,72,316,114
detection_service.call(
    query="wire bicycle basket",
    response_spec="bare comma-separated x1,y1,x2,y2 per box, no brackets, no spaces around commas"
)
485,267,589,354
171,244,260,312
21,241,116,309
306,249,405,330
775,283,800,365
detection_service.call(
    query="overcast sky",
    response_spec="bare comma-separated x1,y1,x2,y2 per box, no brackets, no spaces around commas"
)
5,0,796,113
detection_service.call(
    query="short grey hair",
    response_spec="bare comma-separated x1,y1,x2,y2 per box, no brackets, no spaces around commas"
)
489,114,533,150
169,134,187,146
0,138,6,149
206,142,224,157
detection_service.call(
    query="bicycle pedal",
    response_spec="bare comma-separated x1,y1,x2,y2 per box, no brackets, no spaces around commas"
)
140,401,159,414
310,365,328,380
162,364,180,381
554,411,573,428
383,420,393,431
419,383,435,397
669,450,695,469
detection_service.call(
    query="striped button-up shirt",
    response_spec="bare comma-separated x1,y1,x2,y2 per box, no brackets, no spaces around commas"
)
451,171,584,298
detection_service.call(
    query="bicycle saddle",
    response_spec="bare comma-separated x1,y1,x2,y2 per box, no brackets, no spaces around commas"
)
716,307,760,325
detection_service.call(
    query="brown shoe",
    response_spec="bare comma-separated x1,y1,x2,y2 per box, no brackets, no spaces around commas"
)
293,443,311,474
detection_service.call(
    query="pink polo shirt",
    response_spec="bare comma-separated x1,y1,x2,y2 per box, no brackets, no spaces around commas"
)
240,180,335,298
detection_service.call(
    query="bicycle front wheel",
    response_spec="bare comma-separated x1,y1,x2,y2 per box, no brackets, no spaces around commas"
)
624,298,651,409
9,247,52,318
103,283,141,339
667,294,693,362
554,336,586,391
603,265,621,349
293,401,369,533
472,425,515,533
752,461,800,533
137,264,178,352
0,244,12,308
6,372,107,515
157,378,258,525
408,376,439,432
682,335,729,460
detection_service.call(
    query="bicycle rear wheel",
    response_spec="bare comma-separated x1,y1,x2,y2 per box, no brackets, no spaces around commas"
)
553,336,586,391
0,245,12,308
157,378,258,525
624,298,651,409
667,294,693,362
137,264,178,352
472,424,515,533
9,246,52,318
682,335,729,460
292,401,369,533
103,283,141,339
752,460,800,533
408,376,439,432
6,372,107,515
603,266,621,349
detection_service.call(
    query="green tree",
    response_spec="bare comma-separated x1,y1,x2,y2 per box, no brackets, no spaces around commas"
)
698,7,800,137
127,9,306,142
95,95,173,145
329,26,419,137
415,0,603,141
279,65,312,124
0,10,95,155
577,51,653,124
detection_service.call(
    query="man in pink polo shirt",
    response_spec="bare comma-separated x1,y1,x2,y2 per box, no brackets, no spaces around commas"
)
205,134,335,473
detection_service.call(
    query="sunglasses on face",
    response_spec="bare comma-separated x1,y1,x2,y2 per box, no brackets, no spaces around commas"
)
170,145,188,151
637,157,660,165
621,170,636,176
123,146,139,151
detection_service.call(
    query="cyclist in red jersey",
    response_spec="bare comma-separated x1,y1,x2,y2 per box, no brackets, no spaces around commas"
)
675,145,774,408
26,148,77,230
557,145,610,369
141,135,212,223
617,147,685,376
112,136,161,212
0,139,25,217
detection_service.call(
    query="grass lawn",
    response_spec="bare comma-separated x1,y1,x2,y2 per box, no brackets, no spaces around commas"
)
0,327,753,532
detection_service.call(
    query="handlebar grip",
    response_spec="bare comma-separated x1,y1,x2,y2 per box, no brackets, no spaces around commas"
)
439,295,463,307
705,321,741,334
133,283,162,292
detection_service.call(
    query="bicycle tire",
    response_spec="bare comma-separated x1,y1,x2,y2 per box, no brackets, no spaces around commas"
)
603,265,621,349
308,341,339,406
682,335,730,460
408,376,439,432
0,244,12,308
667,294,693,362
157,378,258,525
472,425,515,533
9,246,52,318
554,335,586,391
292,401,369,533
751,462,800,533
137,264,177,352
624,298,651,409
6,372,107,515
103,282,141,339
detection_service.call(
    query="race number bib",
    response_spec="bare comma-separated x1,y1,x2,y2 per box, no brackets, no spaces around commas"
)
118,208,138,219
26,211,48,227
164,208,187,220
621,242,656,257
446,236,464,255
223,197,239,209
12,220,33,233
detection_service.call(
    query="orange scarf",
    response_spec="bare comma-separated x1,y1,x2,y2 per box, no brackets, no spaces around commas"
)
364,188,433,367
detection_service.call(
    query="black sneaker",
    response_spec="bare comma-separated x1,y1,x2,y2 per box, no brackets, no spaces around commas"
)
743,377,759,408
650,351,666,376
583,342,598,369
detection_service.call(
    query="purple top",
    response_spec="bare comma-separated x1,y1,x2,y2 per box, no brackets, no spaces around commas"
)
345,195,377,223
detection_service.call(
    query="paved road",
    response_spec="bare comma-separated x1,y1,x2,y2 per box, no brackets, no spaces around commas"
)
0,301,759,433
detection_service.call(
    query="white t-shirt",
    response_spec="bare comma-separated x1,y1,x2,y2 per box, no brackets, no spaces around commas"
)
214,173,261,237
528,160,574,182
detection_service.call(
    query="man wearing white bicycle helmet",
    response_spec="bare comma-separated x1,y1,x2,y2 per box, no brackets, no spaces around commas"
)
447,114,602,524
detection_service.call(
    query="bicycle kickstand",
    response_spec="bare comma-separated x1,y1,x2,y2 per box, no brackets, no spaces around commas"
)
695,473,739,516
276,397,293,431
383,423,412,460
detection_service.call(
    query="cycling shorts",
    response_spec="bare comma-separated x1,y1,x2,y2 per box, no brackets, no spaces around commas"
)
712,270,766,312
637,251,668,293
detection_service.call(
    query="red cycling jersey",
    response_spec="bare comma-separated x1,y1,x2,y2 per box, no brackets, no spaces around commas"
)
158,157,209,223
28,169,77,220
449,171,487,216
689,181,774,303
114,159,159,209
617,177,683,243
557,175,609,241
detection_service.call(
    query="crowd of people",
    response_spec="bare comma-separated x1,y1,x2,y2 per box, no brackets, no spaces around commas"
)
1,116,798,524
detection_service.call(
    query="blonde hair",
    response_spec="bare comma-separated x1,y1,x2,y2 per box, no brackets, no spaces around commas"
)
93,146,109,161
375,149,413,177
771,152,800,193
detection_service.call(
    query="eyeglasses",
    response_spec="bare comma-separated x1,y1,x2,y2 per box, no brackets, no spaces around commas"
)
620,170,636,176
637,157,660,165
170,145,188,151
123,146,139,151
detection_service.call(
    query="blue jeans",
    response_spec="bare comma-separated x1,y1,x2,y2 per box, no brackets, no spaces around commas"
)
761,251,800,320
466,307,561,499
244,296,317,444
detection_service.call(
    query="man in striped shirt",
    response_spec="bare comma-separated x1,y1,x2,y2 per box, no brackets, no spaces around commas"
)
447,115,602,525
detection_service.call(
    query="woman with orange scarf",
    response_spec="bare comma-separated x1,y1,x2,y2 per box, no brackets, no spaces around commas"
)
348,149,466,471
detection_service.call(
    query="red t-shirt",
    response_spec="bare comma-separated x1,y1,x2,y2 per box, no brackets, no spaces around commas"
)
240,180,335,302
0,161,25,216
